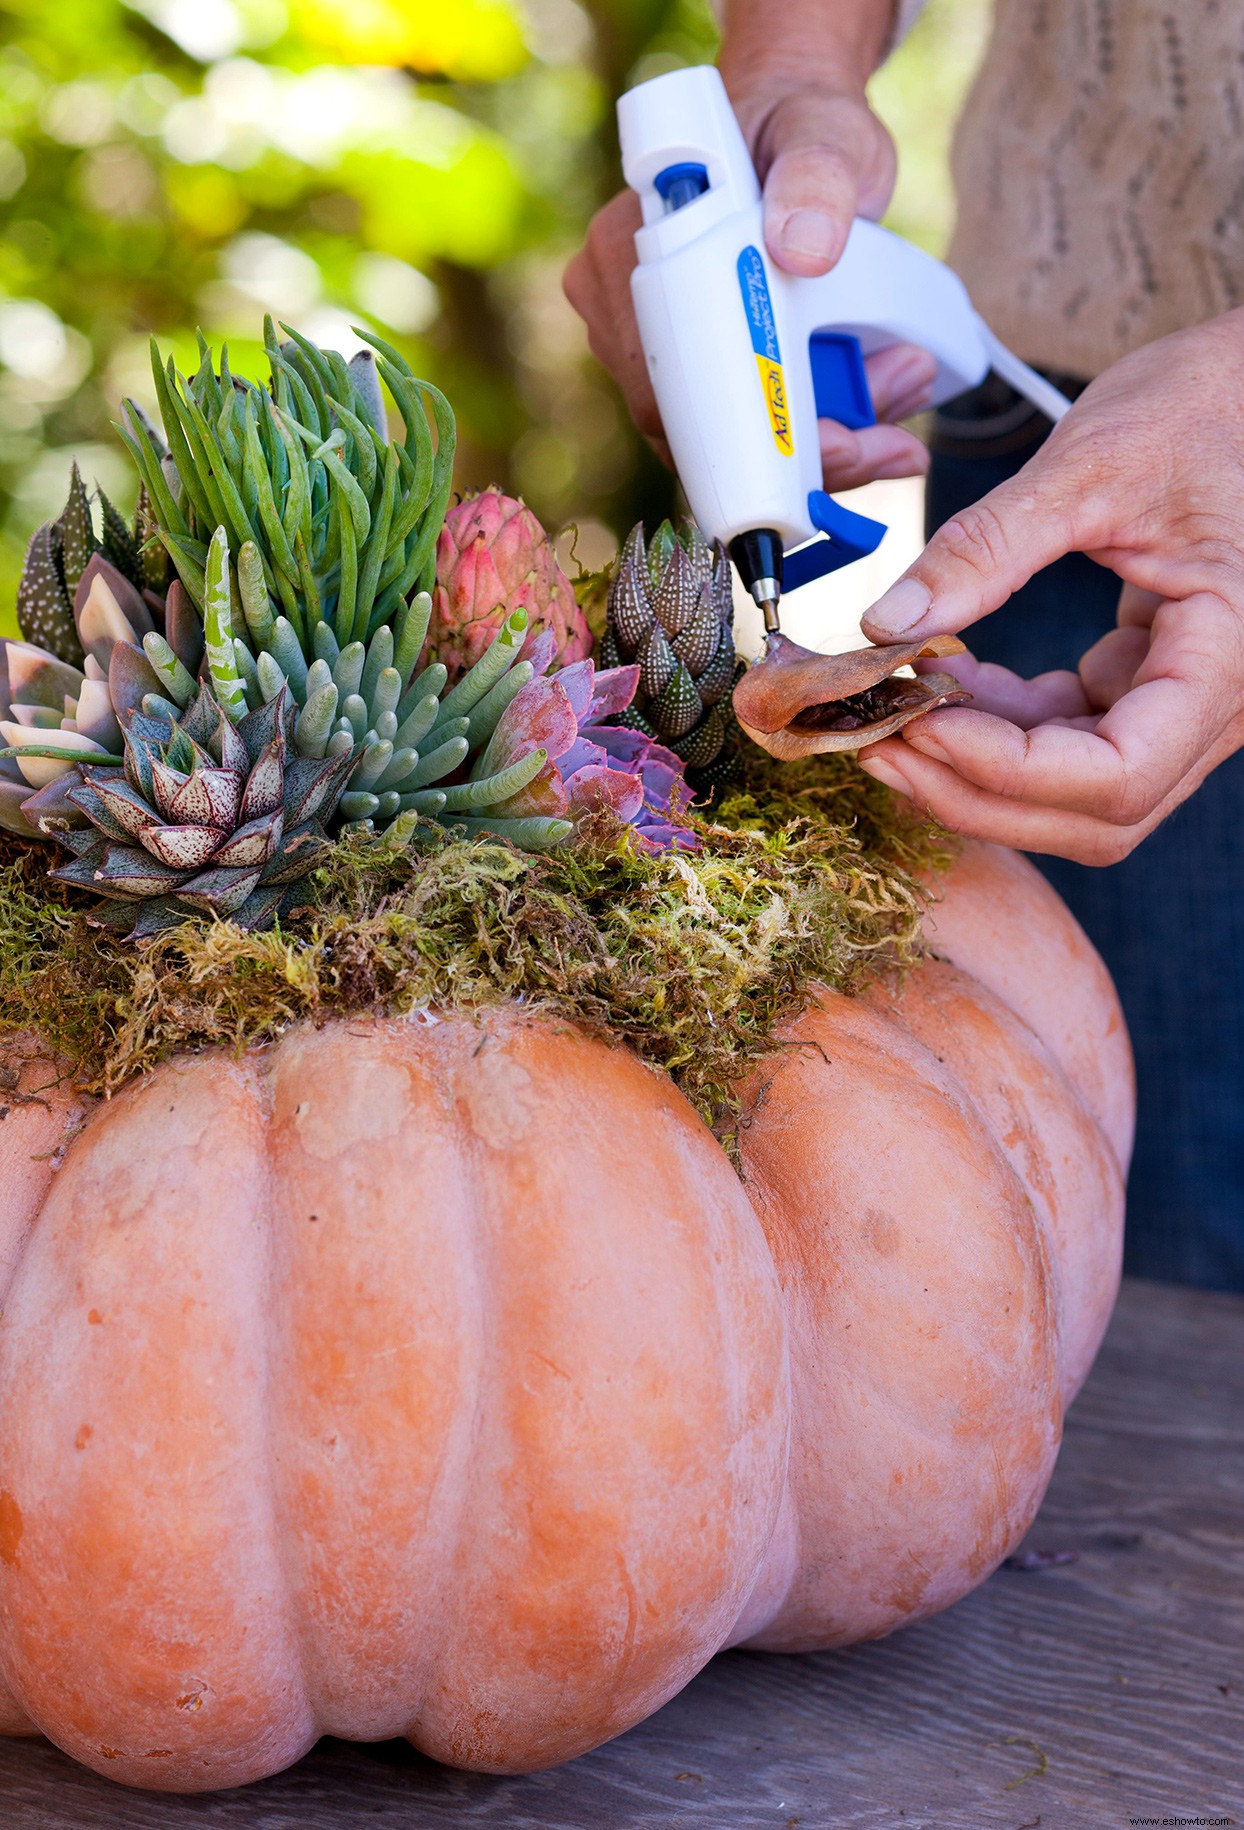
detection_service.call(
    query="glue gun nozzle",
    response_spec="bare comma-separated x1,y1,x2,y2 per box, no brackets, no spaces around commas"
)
728,529,784,645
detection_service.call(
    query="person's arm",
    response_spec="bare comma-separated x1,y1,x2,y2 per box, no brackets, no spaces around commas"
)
563,0,936,485
855,311,1244,863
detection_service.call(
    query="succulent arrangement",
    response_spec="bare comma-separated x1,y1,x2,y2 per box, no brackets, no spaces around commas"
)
601,520,742,793
0,322,711,934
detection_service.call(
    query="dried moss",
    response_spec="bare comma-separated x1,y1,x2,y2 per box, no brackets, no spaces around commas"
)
0,753,955,1135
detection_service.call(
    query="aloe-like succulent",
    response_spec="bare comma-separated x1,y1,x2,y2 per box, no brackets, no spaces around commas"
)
46,681,356,936
13,459,165,669
121,320,452,667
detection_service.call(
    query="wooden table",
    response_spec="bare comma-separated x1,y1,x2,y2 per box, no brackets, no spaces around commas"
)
3,1277,1242,1829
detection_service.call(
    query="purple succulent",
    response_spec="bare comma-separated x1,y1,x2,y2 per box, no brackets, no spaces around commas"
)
465,633,698,852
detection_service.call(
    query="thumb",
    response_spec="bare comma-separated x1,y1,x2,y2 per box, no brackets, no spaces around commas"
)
860,475,1080,643
754,91,895,277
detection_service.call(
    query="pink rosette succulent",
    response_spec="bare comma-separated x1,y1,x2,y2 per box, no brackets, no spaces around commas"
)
465,635,698,853
430,488,592,684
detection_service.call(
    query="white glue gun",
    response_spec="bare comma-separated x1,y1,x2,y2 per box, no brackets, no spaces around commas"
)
618,65,1071,630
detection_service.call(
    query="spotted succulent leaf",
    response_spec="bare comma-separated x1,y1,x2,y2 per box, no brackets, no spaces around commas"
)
59,463,99,602
671,700,730,768
258,820,333,884
638,623,675,699
16,522,81,668
651,538,698,639
671,592,721,675
89,842,188,897
176,863,263,914
72,774,161,842
240,739,286,822
212,808,284,868
650,662,702,740
695,633,738,707
48,840,110,890
97,488,143,591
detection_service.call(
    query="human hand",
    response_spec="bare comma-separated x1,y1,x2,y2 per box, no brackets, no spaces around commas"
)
856,312,1244,863
563,56,934,484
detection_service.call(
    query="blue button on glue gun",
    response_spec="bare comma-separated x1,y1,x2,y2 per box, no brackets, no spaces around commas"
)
617,65,1072,634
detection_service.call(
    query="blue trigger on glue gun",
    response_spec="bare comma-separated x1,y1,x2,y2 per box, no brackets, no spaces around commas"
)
785,336,887,594
775,340,888,594
809,333,875,432
786,492,887,593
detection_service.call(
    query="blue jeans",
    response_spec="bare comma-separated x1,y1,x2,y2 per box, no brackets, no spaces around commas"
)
928,432,1244,1291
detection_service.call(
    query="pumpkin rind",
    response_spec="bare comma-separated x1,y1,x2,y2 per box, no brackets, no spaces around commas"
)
923,840,1135,1170
0,842,1133,1786
0,1013,788,1788
863,956,1123,1402
0,1041,86,1740
733,987,1063,1653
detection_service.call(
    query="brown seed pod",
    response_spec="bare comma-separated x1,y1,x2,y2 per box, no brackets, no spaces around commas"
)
733,632,970,758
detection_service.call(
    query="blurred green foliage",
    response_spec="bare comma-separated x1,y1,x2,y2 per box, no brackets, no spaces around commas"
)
0,0,987,638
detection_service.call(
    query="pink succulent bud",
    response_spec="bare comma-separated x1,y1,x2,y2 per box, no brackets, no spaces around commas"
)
430,488,592,685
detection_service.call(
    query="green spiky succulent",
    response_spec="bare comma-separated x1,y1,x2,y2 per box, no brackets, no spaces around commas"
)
601,520,742,793
120,319,451,660
47,680,357,936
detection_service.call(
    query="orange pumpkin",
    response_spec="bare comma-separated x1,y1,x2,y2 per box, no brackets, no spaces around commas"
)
0,840,1130,1788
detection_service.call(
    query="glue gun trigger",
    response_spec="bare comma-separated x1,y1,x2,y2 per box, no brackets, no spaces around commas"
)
809,332,877,432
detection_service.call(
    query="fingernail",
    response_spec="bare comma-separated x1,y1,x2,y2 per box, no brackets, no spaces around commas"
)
864,577,932,636
858,755,913,799
777,208,837,262
903,723,948,758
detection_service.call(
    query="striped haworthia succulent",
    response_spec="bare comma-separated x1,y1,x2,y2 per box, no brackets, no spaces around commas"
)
601,519,742,794
12,459,166,668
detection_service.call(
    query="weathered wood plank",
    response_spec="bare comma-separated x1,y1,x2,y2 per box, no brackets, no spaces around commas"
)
2,1277,1242,1828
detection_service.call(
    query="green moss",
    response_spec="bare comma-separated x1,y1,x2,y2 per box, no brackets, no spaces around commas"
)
0,754,955,1140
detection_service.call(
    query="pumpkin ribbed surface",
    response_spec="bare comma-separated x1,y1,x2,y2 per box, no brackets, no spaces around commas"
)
0,1018,787,1783
0,841,1131,1788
